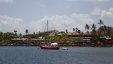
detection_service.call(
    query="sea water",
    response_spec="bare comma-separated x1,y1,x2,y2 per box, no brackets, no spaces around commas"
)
0,46,113,64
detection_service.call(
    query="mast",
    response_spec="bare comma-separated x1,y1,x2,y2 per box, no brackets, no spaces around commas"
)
47,20,48,33
47,20,49,43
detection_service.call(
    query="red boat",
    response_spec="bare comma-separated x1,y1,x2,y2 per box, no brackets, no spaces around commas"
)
40,45,59,50
40,42,59,50
40,20,59,50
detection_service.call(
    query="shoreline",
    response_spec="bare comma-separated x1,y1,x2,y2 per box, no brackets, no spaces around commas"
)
0,45,112,47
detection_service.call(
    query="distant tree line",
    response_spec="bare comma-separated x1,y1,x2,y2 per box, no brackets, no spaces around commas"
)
0,19,113,46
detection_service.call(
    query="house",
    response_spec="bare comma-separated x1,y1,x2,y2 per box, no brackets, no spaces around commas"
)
67,32,92,40
66,32,92,46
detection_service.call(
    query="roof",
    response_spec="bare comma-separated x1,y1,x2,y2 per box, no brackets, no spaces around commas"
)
107,39,113,44
67,32,92,35
11,38,27,40
67,32,80,35
83,32,92,35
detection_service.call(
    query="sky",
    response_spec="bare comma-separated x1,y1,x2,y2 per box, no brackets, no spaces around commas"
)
0,0,113,34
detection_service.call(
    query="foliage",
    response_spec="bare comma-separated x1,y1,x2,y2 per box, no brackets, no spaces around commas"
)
98,25,112,37
85,24,90,32
98,19,104,26
25,29,29,35
0,32,15,45
0,19,113,46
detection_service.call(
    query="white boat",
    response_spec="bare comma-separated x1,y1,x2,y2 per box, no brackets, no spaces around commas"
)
62,47,68,50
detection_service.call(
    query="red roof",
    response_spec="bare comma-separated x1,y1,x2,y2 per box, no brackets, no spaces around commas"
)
67,32,92,35
67,32,80,35
83,32,92,35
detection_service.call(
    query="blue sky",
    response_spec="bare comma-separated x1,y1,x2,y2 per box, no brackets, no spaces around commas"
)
0,0,113,34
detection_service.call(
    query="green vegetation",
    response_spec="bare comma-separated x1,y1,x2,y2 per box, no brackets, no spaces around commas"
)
0,19,113,46
0,32,15,45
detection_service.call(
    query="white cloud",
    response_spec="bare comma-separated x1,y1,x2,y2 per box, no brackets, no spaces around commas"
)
24,8,113,33
91,8,113,27
92,8,113,19
0,0,14,3
101,8,113,19
1,8,113,34
91,8,101,16
0,13,95,34
0,15,26,33
30,13,94,32
66,0,110,2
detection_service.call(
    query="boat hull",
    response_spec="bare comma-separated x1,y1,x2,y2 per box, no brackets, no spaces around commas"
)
40,46,59,50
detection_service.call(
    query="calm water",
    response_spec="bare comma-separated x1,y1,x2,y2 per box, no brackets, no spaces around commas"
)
0,46,113,64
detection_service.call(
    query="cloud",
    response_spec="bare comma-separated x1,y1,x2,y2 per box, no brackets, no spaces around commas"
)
21,8,113,33
101,8,113,19
0,13,94,34
0,0,14,3
91,8,113,27
0,15,26,33
91,8,101,16
1,8,113,34
30,13,94,32
92,8,113,19
66,0,110,2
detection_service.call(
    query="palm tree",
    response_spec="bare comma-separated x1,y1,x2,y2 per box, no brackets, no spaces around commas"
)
85,24,90,32
92,24,96,30
98,19,104,36
73,28,75,32
66,29,68,33
77,30,81,33
91,24,96,35
25,29,29,35
14,30,17,36
75,27,78,32
98,19,104,27
19,33,22,37
33,32,35,35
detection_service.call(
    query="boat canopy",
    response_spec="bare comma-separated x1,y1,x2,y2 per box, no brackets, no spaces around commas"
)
51,42,58,46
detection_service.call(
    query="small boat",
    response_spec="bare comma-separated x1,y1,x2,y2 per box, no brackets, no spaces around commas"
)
62,47,68,50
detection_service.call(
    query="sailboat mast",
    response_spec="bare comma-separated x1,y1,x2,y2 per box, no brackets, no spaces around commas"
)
47,20,49,43
47,20,48,33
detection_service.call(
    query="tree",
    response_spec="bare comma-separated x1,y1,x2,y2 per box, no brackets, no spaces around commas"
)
92,24,96,30
91,24,96,35
14,30,17,36
98,19,104,36
33,32,35,35
78,30,81,33
19,33,22,37
25,29,29,35
75,27,78,32
102,25,112,37
66,29,68,33
3,32,15,43
106,26,112,37
98,19,104,27
73,28,75,32
98,24,112,37
85,24,90,32
0,32,4,42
